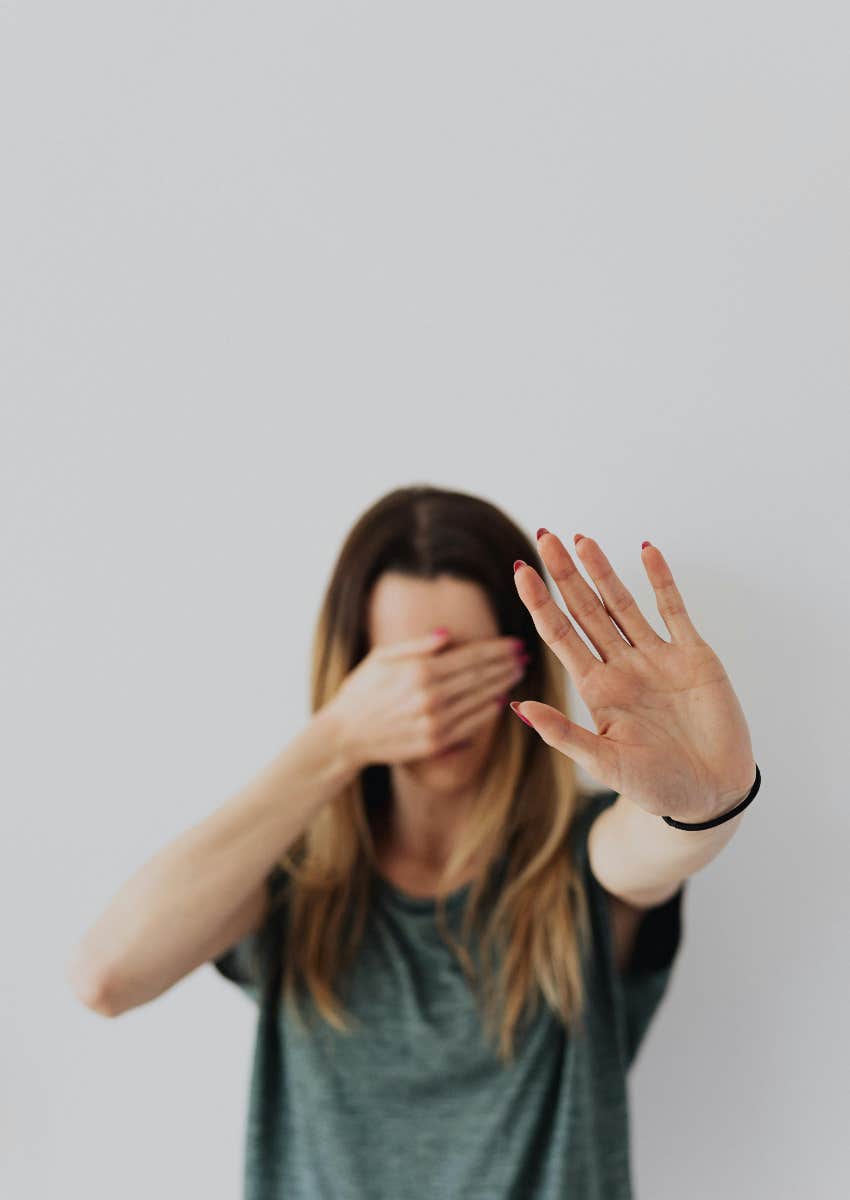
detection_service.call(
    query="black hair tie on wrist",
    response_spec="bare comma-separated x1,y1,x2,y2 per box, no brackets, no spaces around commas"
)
661,763,761,830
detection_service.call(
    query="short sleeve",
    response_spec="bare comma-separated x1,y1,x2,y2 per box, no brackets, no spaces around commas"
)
211,864,289,1004
572,789,687,1067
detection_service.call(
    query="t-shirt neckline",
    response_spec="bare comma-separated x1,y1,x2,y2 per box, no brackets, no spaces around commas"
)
372,853,509,915
373,873,473,914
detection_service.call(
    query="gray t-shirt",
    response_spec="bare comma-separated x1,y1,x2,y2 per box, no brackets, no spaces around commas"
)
212,789,686,1199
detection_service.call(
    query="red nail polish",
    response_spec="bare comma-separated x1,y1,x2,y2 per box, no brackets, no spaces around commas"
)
510,701,534,728
641,541,651,550
536,527,550,540
513,559,526,574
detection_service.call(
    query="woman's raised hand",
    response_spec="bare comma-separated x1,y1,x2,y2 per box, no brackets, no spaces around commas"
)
512,530,757,823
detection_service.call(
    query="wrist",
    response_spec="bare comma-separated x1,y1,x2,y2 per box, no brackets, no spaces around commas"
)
313,701,363,781
690,764,758,825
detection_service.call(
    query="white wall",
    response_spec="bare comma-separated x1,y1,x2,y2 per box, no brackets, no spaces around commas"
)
2,3,847,1197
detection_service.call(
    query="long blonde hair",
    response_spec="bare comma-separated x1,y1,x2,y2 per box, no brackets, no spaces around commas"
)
275,484,596,1064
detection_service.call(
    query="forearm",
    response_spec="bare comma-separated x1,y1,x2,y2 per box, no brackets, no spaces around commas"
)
66,704,357,1009
588,780,752,905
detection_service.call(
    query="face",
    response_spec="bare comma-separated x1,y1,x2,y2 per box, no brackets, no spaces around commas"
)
365,571,506,789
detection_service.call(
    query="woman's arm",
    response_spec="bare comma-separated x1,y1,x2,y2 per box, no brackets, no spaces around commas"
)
588,787,748,907
65,704,357,1017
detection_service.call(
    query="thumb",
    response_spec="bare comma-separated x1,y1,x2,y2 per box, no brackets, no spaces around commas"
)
509,700,611,782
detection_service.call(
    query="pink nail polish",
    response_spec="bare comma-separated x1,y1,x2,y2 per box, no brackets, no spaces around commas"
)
510,701,534,728
573,533,585,545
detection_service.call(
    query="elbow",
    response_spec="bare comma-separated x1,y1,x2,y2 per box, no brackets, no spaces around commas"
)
65,948,122,1019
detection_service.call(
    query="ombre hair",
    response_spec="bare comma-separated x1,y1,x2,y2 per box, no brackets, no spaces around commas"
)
275,484,598,1064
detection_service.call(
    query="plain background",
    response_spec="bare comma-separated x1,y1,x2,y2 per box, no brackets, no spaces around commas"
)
2,3,848,1197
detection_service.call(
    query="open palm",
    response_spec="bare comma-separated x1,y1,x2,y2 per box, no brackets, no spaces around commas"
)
512,530,756,823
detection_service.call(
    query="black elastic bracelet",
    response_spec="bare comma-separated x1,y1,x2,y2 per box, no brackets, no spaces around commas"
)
661,763,761,830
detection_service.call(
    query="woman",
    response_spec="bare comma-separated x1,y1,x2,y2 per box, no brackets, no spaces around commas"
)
66,484,757,1199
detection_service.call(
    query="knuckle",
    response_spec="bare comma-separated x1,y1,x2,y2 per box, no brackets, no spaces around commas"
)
412,661,432,688
419,688,442,717
422,714,443,751
549,617,573,647
573,595,599,622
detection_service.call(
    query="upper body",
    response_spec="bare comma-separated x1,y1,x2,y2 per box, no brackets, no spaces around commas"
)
207,506,750,1197
212,787,686,1200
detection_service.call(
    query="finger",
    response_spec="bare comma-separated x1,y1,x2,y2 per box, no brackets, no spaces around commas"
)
379,624,518,662
572,534,663,650
533,530,630,661
380,628,455,659
441,695,509,746
512,559,601,684
640,541,703,644
509,699,618,787
426,635,525,680
438,657,525,719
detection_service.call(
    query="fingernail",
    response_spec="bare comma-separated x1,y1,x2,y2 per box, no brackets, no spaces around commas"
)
641,541,651,550
536,527,550,540
513,559,526,574
432,626,450,636
510,701,534,728
573,533,585,545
